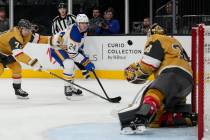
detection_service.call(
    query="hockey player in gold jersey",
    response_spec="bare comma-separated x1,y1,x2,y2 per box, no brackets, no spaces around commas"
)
119,23,196,134
0,19,49,99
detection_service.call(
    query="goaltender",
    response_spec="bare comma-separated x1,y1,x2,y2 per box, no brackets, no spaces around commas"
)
118,23,197,134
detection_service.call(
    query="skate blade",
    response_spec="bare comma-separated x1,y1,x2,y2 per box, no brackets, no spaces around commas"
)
72,93,84,96
16,95,29,99
66,96,71,100
120,127,135,135
135,126,146,134
65,95,84,101
121,126,146,135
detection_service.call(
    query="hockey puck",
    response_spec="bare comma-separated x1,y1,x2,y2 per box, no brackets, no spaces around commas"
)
127,40,133,46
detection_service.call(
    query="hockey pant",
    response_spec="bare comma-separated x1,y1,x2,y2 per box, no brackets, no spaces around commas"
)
0,53,22,85
49,49,75,85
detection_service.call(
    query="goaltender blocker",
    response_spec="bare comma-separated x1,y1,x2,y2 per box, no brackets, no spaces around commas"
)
119,23,197,134
0,19,49,99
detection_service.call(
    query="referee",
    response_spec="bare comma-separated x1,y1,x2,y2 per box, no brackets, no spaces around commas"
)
51,2,90,79
52,2,76,35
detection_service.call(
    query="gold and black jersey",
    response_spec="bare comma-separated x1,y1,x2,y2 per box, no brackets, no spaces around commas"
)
0,27,49,64
140,34,192,78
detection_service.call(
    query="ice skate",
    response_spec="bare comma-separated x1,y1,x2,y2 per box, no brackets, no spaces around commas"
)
13,84,29,99
65,85,83,100
15,89,29,99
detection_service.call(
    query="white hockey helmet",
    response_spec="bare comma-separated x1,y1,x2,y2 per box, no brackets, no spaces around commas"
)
75,14,89,23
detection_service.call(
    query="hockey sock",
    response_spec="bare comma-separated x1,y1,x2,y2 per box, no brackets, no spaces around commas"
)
63,73,74,86
12,74,21,89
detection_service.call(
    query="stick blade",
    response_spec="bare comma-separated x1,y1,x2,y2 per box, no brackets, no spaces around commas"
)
109,96,121,103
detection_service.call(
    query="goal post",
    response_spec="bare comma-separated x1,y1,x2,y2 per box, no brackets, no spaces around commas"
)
191,24,210,140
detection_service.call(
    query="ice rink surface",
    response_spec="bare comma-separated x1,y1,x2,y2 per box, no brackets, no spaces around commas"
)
0,78,197,140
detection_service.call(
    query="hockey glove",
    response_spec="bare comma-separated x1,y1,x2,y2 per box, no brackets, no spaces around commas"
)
124,63,149,84
49,35,64,47
81,57,95,71
28,58,43,71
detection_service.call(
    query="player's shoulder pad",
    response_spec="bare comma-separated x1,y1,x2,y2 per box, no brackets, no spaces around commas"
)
146,34,161,45
149,34,160,41
12,27,24,43
69,24,83,43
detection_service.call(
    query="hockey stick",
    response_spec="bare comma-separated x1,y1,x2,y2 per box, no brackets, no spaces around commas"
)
92,70,121,103
44,70,119,103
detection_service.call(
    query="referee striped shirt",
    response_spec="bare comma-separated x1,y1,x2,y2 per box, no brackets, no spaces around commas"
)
52,14,76,35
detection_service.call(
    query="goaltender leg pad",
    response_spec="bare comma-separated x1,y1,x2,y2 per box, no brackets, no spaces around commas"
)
166,104,192,113
118,81,152,129
148,71,193,109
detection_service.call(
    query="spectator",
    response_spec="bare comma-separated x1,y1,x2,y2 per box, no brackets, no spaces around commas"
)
96,8,120,35
0,0,8,5
51,2,75,35
0,7,9,33
88,7,105,35
166,2,173,15
140,17,151,34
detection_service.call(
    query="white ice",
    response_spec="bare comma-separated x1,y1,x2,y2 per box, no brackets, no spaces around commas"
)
0,78,197,140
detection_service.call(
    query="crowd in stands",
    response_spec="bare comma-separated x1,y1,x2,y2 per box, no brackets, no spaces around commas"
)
0,7,9,33
88,7,120,35
1,0,209,35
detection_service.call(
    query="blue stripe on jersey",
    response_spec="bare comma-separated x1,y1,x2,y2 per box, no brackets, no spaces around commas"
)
70,24,84,43
50,48,70,67
60,31,65,37
63,73,73,76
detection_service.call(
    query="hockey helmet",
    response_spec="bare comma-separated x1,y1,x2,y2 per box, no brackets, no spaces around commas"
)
75,14,89,24
58,2,67,9
17,19,32,30
147,23,166,37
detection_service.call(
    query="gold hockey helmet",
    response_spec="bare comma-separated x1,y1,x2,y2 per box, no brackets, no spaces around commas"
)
147,23,166,37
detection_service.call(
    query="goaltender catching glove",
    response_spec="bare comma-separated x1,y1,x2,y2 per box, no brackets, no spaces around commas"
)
124,62,149,84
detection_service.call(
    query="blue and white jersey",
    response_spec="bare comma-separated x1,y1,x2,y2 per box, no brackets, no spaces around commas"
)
62,24,86,55
50,23,87,64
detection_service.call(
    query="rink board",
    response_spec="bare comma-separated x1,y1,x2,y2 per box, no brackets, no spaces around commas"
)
0,36,191,79
0,69,155,80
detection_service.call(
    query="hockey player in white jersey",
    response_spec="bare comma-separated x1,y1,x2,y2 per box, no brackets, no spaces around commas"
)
49,14,95,99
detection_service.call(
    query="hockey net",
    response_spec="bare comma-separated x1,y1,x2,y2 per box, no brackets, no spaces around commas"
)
192,24,210,140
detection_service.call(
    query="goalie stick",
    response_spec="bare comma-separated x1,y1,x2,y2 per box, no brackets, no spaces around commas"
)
44,70,121,103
